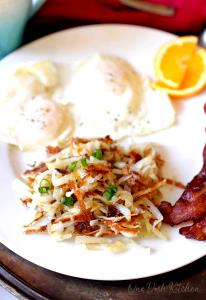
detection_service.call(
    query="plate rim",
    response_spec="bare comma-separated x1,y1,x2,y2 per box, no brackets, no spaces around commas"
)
0,23,177,64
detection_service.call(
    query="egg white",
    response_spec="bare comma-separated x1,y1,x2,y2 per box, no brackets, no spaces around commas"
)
0,61,71,150
0,55,175,150
63,54,175,139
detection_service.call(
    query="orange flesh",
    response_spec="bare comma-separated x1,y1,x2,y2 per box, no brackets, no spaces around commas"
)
180,50,205,89
160,41,197,87
152,47,206,98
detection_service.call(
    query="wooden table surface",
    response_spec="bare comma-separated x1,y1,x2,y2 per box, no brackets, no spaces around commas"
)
0,242,206,300
0,16,206,300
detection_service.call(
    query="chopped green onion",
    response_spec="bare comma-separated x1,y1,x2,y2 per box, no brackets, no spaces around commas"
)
103,185,117,200
69,161,78,172
61,196,74,206
38,186,50,194
103,190,112,201
81,157,88,168
38,178,51,194
92,149,103,160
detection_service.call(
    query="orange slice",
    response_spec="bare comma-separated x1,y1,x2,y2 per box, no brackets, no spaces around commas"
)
152,47,206,98
154,36,198,89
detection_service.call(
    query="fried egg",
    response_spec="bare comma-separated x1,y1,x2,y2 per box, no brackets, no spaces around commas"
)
0,61,71,150
0,55,175,150
64,54,175,138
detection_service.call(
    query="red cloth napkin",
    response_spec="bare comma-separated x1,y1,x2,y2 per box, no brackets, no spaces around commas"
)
37,0,206,33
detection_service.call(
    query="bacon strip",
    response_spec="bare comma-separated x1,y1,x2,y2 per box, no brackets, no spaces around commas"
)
159,143,206,241
159,145,206,226
179,217,206,241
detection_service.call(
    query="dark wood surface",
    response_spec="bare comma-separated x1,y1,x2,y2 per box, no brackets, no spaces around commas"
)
0,15,206,300
0,242,206,300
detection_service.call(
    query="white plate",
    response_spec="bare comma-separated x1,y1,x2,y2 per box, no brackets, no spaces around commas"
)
0,24,205,281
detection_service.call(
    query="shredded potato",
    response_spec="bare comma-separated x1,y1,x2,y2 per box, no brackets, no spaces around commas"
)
18,136,181,250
